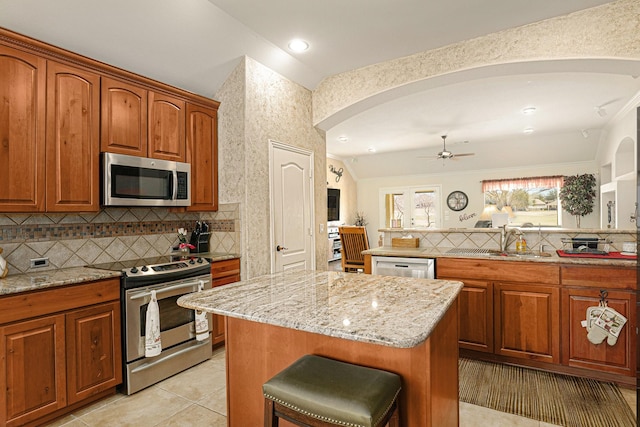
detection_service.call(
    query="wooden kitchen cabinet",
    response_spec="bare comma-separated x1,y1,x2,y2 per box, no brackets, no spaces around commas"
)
1,27,220,212
0,315,67,426
148,91,185,162
102,78,186,162
0,278,121,426
560,264,636,378
0,45,99,213
438,257,559,362
101,76,148,156
0,45,46,212
65,301,122,405
494,281,560,363
46,61,100,212
211,258,241,346
186,104,218,211
456,279,493,353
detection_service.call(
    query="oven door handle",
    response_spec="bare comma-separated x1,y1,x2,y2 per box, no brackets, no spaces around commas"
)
129,280,205,300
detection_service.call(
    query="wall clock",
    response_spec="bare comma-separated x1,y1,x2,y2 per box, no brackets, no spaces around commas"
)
447,191,468,211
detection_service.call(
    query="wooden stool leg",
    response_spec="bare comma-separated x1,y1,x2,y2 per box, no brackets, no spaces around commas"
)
264,398,279,427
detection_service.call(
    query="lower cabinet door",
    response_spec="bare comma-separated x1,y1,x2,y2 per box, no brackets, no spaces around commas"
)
66,302,122,404
562,288,636,377
494,282,560,363
0,315,67,427
457,279,494,353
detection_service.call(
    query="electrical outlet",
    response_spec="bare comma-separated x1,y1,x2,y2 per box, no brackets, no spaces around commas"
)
30,257,49,268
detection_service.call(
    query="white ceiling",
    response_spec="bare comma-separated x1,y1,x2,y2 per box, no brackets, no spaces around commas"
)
1,0,638,178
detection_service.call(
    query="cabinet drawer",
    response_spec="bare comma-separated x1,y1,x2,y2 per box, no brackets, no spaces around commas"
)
560,265,636,290
211,258,240,280
0,278,120,325
437,258,559,284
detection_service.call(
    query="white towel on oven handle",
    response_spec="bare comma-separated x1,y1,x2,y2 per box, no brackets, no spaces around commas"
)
145,290,162,357
195,280,209,342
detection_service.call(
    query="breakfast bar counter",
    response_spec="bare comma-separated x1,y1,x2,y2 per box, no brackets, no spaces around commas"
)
178,270,463,426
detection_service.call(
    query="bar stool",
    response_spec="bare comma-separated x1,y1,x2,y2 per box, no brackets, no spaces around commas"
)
263,354,401,427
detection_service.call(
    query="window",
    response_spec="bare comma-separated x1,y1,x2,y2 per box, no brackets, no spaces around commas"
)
380,186,441,228
481,176,563,226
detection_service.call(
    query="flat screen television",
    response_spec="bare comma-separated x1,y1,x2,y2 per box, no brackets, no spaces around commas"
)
327,188,340,221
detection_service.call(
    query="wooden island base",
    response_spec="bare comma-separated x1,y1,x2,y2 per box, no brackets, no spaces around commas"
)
224,303,459,427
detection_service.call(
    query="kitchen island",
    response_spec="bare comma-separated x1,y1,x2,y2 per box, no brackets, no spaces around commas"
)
178,270,463,426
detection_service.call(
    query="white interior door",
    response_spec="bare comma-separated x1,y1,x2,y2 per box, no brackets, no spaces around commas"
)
270,141,315,273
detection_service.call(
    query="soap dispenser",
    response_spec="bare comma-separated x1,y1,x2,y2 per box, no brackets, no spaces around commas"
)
516,234,527,253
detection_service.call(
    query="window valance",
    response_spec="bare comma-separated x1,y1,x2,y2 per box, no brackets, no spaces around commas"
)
481,175,564,192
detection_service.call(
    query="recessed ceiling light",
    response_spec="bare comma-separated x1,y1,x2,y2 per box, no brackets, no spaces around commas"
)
523,128,534,134
288,39,309,52
522,107,537,115
337,136,348,143
367,147,376,153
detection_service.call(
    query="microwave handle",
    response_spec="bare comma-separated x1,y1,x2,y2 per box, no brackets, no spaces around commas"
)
129,280,204,300
172,170,178,200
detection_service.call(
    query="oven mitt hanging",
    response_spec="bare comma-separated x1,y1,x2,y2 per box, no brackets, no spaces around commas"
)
594,306,627,346
585,306,607,345
584,305,627,346
195,280,209,342
145,290,162,357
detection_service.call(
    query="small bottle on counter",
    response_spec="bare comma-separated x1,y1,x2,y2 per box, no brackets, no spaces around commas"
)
516,235,527,253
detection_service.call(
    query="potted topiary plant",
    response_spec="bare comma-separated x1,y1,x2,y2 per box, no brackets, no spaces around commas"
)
559,173,596,228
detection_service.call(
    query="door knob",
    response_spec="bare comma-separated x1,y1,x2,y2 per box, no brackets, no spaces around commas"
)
276,245,288,252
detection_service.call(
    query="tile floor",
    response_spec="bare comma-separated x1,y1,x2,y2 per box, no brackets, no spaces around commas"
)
45,347,637,427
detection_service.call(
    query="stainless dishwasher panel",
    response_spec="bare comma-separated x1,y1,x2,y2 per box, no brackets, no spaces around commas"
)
371,256,435,279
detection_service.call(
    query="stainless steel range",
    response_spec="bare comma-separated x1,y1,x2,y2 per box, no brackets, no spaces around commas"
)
92,256,213,395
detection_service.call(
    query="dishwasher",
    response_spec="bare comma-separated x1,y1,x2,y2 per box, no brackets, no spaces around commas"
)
371,256,435,279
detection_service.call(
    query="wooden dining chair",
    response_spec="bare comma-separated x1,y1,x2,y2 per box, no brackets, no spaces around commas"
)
339,226,369,272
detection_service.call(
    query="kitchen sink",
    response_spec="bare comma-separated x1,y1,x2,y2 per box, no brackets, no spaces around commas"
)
488,250,551,258
445,248,551,258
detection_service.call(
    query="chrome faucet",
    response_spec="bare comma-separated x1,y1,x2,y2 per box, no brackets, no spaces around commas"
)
499,225,514,252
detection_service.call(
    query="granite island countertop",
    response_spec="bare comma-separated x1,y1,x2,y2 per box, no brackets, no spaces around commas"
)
178,270,463,348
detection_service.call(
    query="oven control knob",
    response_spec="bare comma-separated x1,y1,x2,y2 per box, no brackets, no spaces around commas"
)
196,257,203,263
130,267,138,274
189,258,195,264
141,266,149,272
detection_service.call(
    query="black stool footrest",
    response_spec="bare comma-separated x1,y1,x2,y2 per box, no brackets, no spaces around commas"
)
263,355,401,427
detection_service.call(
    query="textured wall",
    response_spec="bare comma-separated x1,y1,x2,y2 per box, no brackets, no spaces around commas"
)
326,157,358,225
312,0,640,127
216,57,327,279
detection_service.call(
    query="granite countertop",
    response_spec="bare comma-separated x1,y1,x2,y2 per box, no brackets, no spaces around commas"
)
0,252,239,296
363,246,637,267
178,270,463,348
0,267,122,296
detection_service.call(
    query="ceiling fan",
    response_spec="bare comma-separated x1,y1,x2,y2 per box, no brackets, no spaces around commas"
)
422,135,475,160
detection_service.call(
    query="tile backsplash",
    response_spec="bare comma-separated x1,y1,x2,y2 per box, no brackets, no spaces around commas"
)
0,203,240,276
381,228,637,253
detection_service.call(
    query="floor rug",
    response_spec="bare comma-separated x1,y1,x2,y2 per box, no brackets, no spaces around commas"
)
459,358,636,427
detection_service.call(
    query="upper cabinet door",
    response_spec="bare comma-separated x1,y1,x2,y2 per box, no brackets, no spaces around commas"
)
186,104,218,211
101,77,148,157
0,45,46,212
46,61,100,212
148,92,185,162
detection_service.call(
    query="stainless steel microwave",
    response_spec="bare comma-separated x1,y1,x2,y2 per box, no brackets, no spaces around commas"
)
102,153,191,207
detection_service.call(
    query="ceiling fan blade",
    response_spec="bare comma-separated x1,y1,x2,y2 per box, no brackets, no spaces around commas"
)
454,153,475,157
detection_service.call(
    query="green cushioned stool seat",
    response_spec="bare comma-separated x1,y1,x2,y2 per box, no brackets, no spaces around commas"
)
263,354,401,427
